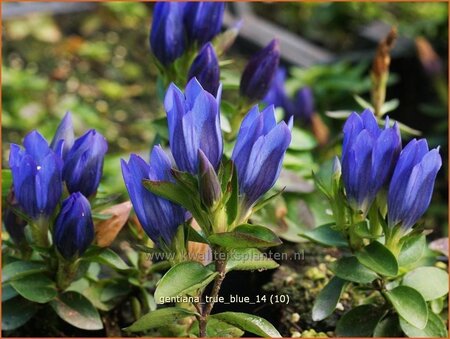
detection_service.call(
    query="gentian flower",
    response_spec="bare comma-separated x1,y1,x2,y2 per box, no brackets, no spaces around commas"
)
184,2,225,45
164,78,222,174
9,131,63,218
53,192,94,259
50,112,74,159
240,39,280,101
341,110,401,214
63,130,108,198
232,105,292,210
150,2,186,65
121,146,186,246
295,87,314,123
263,67,293,115
388,139,441,229
187,43,220,95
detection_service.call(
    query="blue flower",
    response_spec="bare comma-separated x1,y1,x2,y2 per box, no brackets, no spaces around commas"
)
232,105,292,209
184,2,225,45
50,112,74,159
9,131,63,218
263,67,293,115
53,192,94,259
164,78,222,174
121,146,186,246
341,110,401,214
294,87,314,123
63,130,108,198
187,43,220,95
150,2,186,65
388,139,441,229
240,39,280,101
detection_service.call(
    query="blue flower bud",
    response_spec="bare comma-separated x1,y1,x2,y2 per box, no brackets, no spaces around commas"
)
388,139,441,229
50,112,74,159
164,78,223,174
184,2,225,45
341,110,401,214
63,130,108,198
240,39,280,101
9,131,63,218
295,87,314,123
150,2,186,65
232,105,292,209
198,149,221,208
121,146,186,246
53,192,94,259
263,67,292,114
187,43,220,95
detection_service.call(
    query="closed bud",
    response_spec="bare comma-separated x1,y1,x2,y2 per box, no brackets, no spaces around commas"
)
150,2,186,65
240,39,280,102
388,139,441,230
232,105,292,212
53,192,94,259
9,131,63,218
63,129,108,198
341,110,401,215
198,150,221,208
164,78,223,174
50,112,74,159
295,87,315,123
184,2,225,45
188,43,220,95
121,146,187,247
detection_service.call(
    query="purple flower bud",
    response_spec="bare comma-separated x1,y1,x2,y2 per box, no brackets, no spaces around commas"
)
184,2,225,45
188,43,220,95
295,87,315,123
50,112,74,159
121,146,186,246
232,105,292,209
240,39,280,101
150,2,186,65
341,110,401,214
63,130,108,198
164,78,223,174
198,149,221,208
9,131,63,218
388,139,441,229
53,192,94,259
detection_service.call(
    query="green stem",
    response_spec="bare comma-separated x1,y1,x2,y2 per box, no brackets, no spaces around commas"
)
368,204,382,237
30,217,50,248
56,257,79,291
385,226,403,257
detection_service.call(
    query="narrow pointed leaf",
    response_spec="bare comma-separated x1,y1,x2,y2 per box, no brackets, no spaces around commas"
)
355,241,398,276
211,312,281,337
312,276,347,321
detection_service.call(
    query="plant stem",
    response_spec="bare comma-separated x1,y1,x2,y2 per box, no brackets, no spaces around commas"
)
198,250,227,337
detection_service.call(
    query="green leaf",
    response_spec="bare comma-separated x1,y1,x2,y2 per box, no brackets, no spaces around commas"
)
385,286,428,329
329,256,378,284
2,169,12,199
2,297,39,330
208,224,282,249
353,220,379,239
252,189,284,213
226,248,279,272
226,162,239,225
50,291,103,330
373,314,403,337
355,241,398,276
312,276,347,321
289,127,318,151
402,267,449,301
400,310,448,338
190,318,244,337
143,179,197,213
336,304,385,337
381,98,399,114
211,312,281,337
398,235,426,267
124,307,197,332
300,223,348,247
2,261,48,283
84,247,130,271
353,94,374,110
11,273,57,303
154,261,217,304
